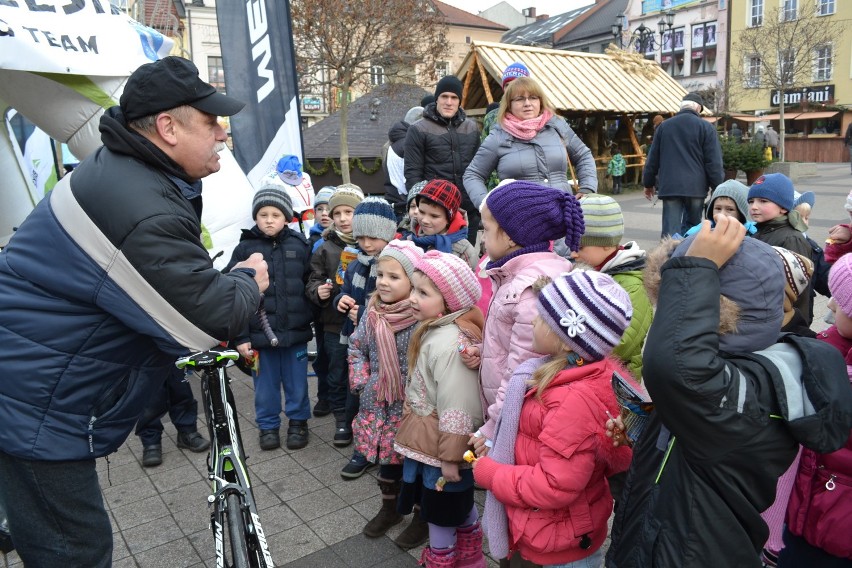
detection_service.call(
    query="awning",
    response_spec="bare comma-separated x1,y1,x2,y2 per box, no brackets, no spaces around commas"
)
792,111,839,121
703,116,719,123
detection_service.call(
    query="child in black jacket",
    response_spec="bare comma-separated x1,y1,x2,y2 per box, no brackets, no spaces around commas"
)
225,184,313,451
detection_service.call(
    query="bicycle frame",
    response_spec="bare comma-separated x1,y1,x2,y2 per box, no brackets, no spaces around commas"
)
177,349,274,568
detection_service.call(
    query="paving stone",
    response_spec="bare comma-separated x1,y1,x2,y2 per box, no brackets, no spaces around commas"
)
287,487,349,522
331,533,410,567
102,477,159,509
307,506,367,546
122,516,182,555
265,469,324,502
134,538,203,568
267,523,326,566
111,494,171,531
149,462,204,493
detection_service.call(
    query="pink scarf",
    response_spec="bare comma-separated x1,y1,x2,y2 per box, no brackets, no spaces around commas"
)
366,298,417,403
501,108,553,141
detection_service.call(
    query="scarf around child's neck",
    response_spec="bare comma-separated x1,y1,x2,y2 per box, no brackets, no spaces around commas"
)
501,108,554,141
334,224,357,246
486,241,550,270
411,211,468,253
366,297,417,403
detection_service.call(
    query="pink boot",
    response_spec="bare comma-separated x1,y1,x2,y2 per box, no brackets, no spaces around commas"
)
455,522,487,568
420,546,457,567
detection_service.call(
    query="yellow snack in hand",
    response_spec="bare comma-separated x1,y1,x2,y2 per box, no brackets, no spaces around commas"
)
435,476,446,491
463,450,477,463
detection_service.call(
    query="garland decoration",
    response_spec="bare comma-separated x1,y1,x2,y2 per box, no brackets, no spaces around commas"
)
304,157,383,176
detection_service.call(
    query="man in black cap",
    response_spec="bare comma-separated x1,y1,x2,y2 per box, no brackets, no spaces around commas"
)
0,56,268,566
404,75,482,242
642,92,724,237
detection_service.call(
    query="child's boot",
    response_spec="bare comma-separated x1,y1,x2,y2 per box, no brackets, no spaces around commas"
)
363,477,403,537
395,505,429,549
455,522,486,568
419,546,456,568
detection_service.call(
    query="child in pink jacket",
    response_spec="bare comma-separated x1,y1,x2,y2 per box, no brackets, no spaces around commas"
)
466,181,583,453
473,271,633,567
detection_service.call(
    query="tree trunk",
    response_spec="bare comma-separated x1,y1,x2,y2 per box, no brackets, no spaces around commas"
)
778,99,786,163
339,84,351,184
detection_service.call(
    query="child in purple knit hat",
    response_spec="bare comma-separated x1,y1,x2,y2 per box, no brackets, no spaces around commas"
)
465,180,585,460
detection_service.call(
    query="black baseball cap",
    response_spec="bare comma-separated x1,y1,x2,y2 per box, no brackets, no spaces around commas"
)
120,56,245,121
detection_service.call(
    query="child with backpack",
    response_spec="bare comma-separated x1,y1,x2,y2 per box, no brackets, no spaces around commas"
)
393,251,486,568
606,146,626,195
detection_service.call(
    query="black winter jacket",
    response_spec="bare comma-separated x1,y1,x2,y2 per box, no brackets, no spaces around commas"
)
305,229,348,334
404,103,480,210
753,216,815,323
224,226,313,349
607,256,852,568
383,120,411,215
642,108,724,198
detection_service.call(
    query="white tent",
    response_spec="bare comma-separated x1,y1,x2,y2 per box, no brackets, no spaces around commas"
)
0,3,255,267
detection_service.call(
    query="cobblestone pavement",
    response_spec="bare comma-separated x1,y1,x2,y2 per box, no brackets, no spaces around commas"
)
3,163,847,567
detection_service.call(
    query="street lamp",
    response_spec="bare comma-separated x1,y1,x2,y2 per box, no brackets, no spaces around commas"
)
612,12,673,55
658,11,676,75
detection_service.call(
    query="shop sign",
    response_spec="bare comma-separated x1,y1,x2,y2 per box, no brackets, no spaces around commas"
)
770,85,834,107
302,95,323,112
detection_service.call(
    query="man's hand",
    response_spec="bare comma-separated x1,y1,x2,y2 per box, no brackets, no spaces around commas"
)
685,215,746,268
233,253,269,293
236,342,253,360
643,187,655,201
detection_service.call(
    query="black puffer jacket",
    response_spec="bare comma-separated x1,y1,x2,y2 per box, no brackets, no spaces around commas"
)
383,120,411,215
404,102,480,210
224,226,313,348
607,255,852,568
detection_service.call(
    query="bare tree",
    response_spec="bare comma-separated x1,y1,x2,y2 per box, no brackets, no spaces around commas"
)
291,0,449,183
732,5,843,161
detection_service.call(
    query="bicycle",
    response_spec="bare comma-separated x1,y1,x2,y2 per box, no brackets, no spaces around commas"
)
177,348,274,568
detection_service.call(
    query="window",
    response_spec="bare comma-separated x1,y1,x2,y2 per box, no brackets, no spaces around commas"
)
817,0,835,16
749,0,763,26
661,28,684,52
782,0,797,21
370,65,385,86
691,22,717,48
746,55,761,88
779,49,795,79
207,56,226,93
465,36,471,44
813,45,832,81
436,62,449,79
601,42,610,53
579,46,590,53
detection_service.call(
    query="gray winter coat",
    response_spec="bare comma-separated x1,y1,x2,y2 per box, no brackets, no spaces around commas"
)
463,116,597,208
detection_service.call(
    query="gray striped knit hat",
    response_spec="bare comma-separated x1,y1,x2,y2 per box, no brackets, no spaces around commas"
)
537,270,632,362
252,182,294,220
352,197,397,241
579,195,624,247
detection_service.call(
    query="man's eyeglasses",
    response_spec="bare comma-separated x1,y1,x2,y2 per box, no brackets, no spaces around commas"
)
511,95,540,104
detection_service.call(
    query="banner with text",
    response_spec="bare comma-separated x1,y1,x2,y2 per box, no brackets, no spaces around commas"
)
0,1,172,75
216,0,303,188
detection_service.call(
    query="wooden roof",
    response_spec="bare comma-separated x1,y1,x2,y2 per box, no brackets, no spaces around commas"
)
458,41,687,116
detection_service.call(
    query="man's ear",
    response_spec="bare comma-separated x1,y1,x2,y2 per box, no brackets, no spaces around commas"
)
154,112,179,146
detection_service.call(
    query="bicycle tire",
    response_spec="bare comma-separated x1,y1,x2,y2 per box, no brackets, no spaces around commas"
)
225,493,250,568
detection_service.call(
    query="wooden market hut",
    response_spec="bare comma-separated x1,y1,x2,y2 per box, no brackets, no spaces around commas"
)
457,41,690,186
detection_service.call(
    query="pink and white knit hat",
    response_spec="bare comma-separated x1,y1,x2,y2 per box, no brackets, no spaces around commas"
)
414,250,481,312
829,253,852,318
537,270,632,362
378,240,424,277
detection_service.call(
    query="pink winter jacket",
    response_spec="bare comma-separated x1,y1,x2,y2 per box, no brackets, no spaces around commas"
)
479,252,572,439
474,359,633,565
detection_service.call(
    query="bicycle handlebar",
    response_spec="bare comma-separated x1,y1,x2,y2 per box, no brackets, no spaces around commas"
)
176,348,239,370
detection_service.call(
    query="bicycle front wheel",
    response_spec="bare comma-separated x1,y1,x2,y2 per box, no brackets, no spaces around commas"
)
226,493,250,568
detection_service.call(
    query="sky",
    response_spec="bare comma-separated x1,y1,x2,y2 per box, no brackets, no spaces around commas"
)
440,0,593,18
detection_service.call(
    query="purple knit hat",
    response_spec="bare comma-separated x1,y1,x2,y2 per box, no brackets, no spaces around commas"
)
537,270,632,361
829,253,852,318
414,250,481,312
486,181,585,251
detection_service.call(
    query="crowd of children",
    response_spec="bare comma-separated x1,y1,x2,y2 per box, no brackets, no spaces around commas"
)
225,167,852,568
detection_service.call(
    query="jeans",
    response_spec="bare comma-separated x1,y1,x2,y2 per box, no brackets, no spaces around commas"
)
135,365,200,446
544,548,603,568
661,196,705,238
324,331,350,414
253,343,310,429
0,450,112,567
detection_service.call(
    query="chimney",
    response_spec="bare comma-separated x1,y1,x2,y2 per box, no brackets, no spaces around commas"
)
522,7,536,18
536,14,549,20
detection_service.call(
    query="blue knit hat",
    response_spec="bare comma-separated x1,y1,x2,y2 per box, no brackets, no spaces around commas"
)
315,186,336,206
352,197,397,241
276,155,304,185
748,173,795,212
502,61,530,88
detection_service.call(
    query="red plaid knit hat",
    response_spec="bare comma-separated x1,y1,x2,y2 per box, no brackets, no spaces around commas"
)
416,179,461,220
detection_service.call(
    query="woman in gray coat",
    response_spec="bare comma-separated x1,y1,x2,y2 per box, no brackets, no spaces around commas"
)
463,76,597,209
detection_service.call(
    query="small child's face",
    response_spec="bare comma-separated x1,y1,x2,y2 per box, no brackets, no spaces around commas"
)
712,196,740,221
315,203,331,228
571,245,615,268
794,204,810,227
531,316,564,356
417,200,450,235
481,205,515,261
376,258,411,304
410,271,446,320
828,298,852,339
332,205,355,233
408,201,420,223
356,236,388,257
748,198,786,224
256,206,288,237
